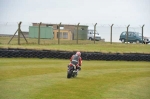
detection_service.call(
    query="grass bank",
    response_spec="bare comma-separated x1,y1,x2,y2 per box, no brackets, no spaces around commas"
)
0,58,150,99
0,37,150,53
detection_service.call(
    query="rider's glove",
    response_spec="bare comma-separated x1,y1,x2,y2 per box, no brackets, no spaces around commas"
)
78,66,81,70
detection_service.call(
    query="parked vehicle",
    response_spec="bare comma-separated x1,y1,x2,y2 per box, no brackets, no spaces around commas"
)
143,37,150,44
119,31,150,44
87,30,101,41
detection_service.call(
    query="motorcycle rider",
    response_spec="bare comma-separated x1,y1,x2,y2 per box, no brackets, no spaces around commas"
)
69,51,82,70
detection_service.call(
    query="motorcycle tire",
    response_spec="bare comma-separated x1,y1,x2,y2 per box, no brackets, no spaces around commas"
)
67,70,73,78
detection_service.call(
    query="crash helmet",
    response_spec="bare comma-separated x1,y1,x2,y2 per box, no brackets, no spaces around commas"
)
76,51,81,56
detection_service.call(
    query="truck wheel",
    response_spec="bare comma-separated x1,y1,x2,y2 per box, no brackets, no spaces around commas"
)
136,40,139,44
121,39,125,43
89,37,92,40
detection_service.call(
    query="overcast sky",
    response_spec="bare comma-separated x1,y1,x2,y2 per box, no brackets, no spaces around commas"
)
0,0,150,41
0,0,150,23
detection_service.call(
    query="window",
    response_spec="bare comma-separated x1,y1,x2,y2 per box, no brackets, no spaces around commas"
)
130,33,134,36
60,26,64,29
128,32,132,36
133,33,136,36
63,32,68,39
137,33,142,36
122,32,126,35
81,28,84,30
57,32,63,38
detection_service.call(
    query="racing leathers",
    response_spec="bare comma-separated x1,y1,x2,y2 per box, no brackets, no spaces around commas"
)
69,54,82,70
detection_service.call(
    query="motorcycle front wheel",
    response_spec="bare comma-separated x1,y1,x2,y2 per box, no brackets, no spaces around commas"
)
67,70,73,78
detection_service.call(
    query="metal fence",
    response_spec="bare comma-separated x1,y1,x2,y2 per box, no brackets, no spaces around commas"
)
0,22,148,45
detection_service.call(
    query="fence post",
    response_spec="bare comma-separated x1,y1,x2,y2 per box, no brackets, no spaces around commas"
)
110,24,114,44
8,29,18,44
94,23,97,44
58,22,61,44
126,24,130,44
18,21,22,45
38,22,42,45
142,24,145,44
77,23,80,44
20,30,28,44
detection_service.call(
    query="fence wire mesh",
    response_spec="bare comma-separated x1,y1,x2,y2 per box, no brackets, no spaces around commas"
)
0,22,148,45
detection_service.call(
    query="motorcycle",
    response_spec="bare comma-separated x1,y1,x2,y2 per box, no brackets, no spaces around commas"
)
67,63,80,78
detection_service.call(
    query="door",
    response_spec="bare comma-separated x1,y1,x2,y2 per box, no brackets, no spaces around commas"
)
128,32,134,42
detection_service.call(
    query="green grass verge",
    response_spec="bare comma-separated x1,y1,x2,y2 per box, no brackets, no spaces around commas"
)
0,37,150,53
0,58,150,99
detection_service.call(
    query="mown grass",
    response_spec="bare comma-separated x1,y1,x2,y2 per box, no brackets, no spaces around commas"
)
0,37,150,53
0,58,150,99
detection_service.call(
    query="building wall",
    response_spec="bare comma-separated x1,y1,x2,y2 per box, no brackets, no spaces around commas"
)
73,30,88,40
32,23,47,27
32,23,88,40
53,29,72,40
29,26,53,39
73,26,88,40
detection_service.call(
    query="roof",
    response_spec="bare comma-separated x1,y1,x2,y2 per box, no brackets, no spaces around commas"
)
122,31,141,33
32,23,88,27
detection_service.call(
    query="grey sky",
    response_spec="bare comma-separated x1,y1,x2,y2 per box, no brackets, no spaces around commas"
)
0,0,150,23
0,0,150,41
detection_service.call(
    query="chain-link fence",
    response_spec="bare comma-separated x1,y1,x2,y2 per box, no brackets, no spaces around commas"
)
0,22,148,45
